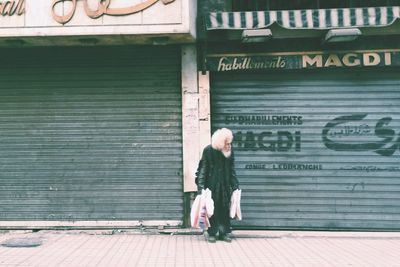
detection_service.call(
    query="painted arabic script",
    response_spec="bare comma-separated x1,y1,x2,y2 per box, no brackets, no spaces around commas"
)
52,0,175,24
322,114,400,156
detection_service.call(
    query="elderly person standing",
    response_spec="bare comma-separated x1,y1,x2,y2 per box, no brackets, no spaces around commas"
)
196,128,240,243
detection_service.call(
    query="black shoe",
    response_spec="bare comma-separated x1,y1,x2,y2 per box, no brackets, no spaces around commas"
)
220,235,232,243
208,236,216,243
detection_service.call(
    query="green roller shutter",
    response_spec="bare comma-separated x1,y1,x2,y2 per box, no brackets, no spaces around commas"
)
0,46,183,223
211,69,400,230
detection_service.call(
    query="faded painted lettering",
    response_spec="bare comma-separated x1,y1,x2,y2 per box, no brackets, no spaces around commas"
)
273,163,322,170
226,115,303,125
245,163,266,169
235,131,301,152
322,114,400,156
340,165,400,172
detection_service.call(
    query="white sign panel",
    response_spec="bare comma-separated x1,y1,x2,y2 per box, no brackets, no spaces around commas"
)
0,0,195,39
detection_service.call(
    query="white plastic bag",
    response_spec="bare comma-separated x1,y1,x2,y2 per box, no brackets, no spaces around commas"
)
202,188,214,217
230,189,242,220
190,189,214,229
190,194,201,228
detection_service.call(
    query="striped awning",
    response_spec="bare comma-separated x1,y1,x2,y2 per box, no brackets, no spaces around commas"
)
206,6,400,30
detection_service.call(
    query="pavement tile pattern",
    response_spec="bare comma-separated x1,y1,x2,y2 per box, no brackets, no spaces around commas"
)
0,230,399,266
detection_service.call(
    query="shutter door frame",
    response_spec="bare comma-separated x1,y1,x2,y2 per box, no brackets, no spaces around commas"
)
0,46,183,229
211,68,400,231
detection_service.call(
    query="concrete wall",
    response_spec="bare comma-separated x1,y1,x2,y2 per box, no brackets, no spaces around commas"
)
181,45,211,192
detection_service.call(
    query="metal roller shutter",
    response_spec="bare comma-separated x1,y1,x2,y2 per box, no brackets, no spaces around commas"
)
211,69,400,230
0,46,183,223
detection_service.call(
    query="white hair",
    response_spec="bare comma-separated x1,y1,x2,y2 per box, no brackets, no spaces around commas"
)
211,128,233,151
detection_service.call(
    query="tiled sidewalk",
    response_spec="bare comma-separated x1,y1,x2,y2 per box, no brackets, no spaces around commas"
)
0,230,399,266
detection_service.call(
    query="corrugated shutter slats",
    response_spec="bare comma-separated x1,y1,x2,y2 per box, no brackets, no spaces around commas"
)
0,46,183,222
212,69,400,230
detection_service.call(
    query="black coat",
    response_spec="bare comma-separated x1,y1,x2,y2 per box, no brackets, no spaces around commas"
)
196,145,239,205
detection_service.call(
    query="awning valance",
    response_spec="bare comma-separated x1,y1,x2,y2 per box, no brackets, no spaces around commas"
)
206,6,400,30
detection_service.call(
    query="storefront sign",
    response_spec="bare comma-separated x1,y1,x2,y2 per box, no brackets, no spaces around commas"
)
207,50,400,72
0,0,24,16
52,0,175,24
303,52,392,68
0,0,193,41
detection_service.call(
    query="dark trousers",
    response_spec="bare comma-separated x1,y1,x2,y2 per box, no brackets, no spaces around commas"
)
207,198,231,237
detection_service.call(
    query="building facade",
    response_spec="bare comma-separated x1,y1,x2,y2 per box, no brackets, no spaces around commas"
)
1,0,400,231
0,0,200,229
199,0,400,230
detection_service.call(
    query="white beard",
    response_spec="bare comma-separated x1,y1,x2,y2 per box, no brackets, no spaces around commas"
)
222,150,231,158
